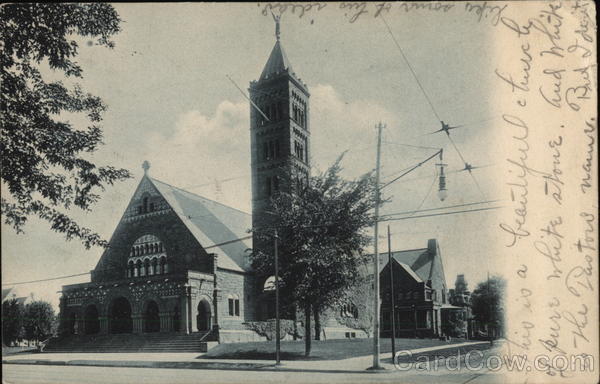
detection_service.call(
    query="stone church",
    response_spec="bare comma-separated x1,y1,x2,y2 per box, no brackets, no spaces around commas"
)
57,20,315,344
56,21,452,348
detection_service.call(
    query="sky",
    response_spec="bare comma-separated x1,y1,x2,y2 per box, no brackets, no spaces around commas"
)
2,3,507,309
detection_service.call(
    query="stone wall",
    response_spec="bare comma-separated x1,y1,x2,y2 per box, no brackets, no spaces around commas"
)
215,268,258,330
92,202,213,283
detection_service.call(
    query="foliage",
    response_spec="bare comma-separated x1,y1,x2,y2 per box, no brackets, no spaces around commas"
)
335,275,374,337
2,298,25,345
251,156,377,355
0,3,130,248
442,311,466,338
244,320,297,341
471,275,506,336
23,300,56,343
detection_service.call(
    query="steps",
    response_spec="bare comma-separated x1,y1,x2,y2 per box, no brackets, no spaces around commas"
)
43,332,217,353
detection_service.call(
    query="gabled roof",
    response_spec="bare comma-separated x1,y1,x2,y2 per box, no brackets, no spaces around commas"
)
373,239,447,288
2,288,13,302
396,261,424,283
259,40,294,82
149,177,252,273
379,248,433,282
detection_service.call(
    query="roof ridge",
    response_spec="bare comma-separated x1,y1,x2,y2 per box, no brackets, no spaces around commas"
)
149,177,251,216
368,247,428,256
391,247,429,254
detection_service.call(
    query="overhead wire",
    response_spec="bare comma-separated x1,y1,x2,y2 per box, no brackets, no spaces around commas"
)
381,14,487,200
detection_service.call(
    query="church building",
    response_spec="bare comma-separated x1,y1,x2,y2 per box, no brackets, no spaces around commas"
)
56,19,315,346
55,20,452,350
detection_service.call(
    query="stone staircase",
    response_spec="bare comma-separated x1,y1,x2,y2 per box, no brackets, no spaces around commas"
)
43,332,217,353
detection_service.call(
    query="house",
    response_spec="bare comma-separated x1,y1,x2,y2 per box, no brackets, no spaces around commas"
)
378,239,450,338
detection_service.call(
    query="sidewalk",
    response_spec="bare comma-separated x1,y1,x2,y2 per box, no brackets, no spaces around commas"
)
2,341,490,373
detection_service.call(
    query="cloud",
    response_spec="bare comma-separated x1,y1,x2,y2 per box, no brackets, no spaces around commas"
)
310,84,400,178
144,100,252,211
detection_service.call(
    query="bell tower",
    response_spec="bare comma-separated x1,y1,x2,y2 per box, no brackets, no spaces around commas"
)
249,17,310,249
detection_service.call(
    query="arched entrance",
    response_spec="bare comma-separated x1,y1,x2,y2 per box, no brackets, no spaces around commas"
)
110,297,133,334
196,300,211,332
144,300,160,333
83,305,100,335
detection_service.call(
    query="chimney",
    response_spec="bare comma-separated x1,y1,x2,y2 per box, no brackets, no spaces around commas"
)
427,239,438,255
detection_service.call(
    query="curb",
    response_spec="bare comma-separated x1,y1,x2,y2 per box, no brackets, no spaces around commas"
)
3,359,276,371
2,341,496,372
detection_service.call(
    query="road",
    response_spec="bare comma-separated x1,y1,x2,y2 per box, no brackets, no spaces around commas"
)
3,363,503,384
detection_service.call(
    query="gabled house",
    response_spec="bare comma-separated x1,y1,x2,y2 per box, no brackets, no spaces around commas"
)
379,239,449,338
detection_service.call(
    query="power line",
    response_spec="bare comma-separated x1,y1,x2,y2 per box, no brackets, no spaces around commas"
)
381,199,502,217
396,168,438,220
380,149,442,190
2,235,254,287
381,15,441,121
226,74,270,122
380,206,502,222
2,272,91,286
381,15,488,200
383,140,441,151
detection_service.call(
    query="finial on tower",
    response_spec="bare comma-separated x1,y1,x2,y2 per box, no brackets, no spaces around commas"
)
142,160,150,175
271,11,281,41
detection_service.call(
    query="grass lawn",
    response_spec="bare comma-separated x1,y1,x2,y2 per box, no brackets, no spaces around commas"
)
2,345,38,356
204,337,468,361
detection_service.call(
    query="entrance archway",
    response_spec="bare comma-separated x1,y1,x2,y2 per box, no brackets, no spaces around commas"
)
144,300,160,333
110,297,132,334
83,305,100,335
196,300,211,332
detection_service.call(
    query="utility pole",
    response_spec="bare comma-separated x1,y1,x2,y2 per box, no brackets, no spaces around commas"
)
275,229,281,365
369,122,384,370
388,225,396,361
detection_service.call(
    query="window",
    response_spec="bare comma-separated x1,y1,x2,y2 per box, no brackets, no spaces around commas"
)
340,303,358,319
143,197,148,213
263,139,280,161
294,141,304,161
129,235,166,278
228,295,240,317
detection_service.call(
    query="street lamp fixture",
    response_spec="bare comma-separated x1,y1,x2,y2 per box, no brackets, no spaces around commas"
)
437,151,448,202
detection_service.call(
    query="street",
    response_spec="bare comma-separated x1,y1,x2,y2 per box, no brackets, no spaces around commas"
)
3,362,503,384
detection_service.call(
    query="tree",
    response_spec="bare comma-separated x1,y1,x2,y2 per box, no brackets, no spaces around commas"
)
23,300,56,344
2,297,25,346
1,3,130,248
251,157,377,356
471,275,506,339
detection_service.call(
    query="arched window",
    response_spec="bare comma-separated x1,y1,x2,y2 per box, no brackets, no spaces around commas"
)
127,261,134,278
143,197,149,213
129,235,166,277
160,256,168,274
151,258,158,276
